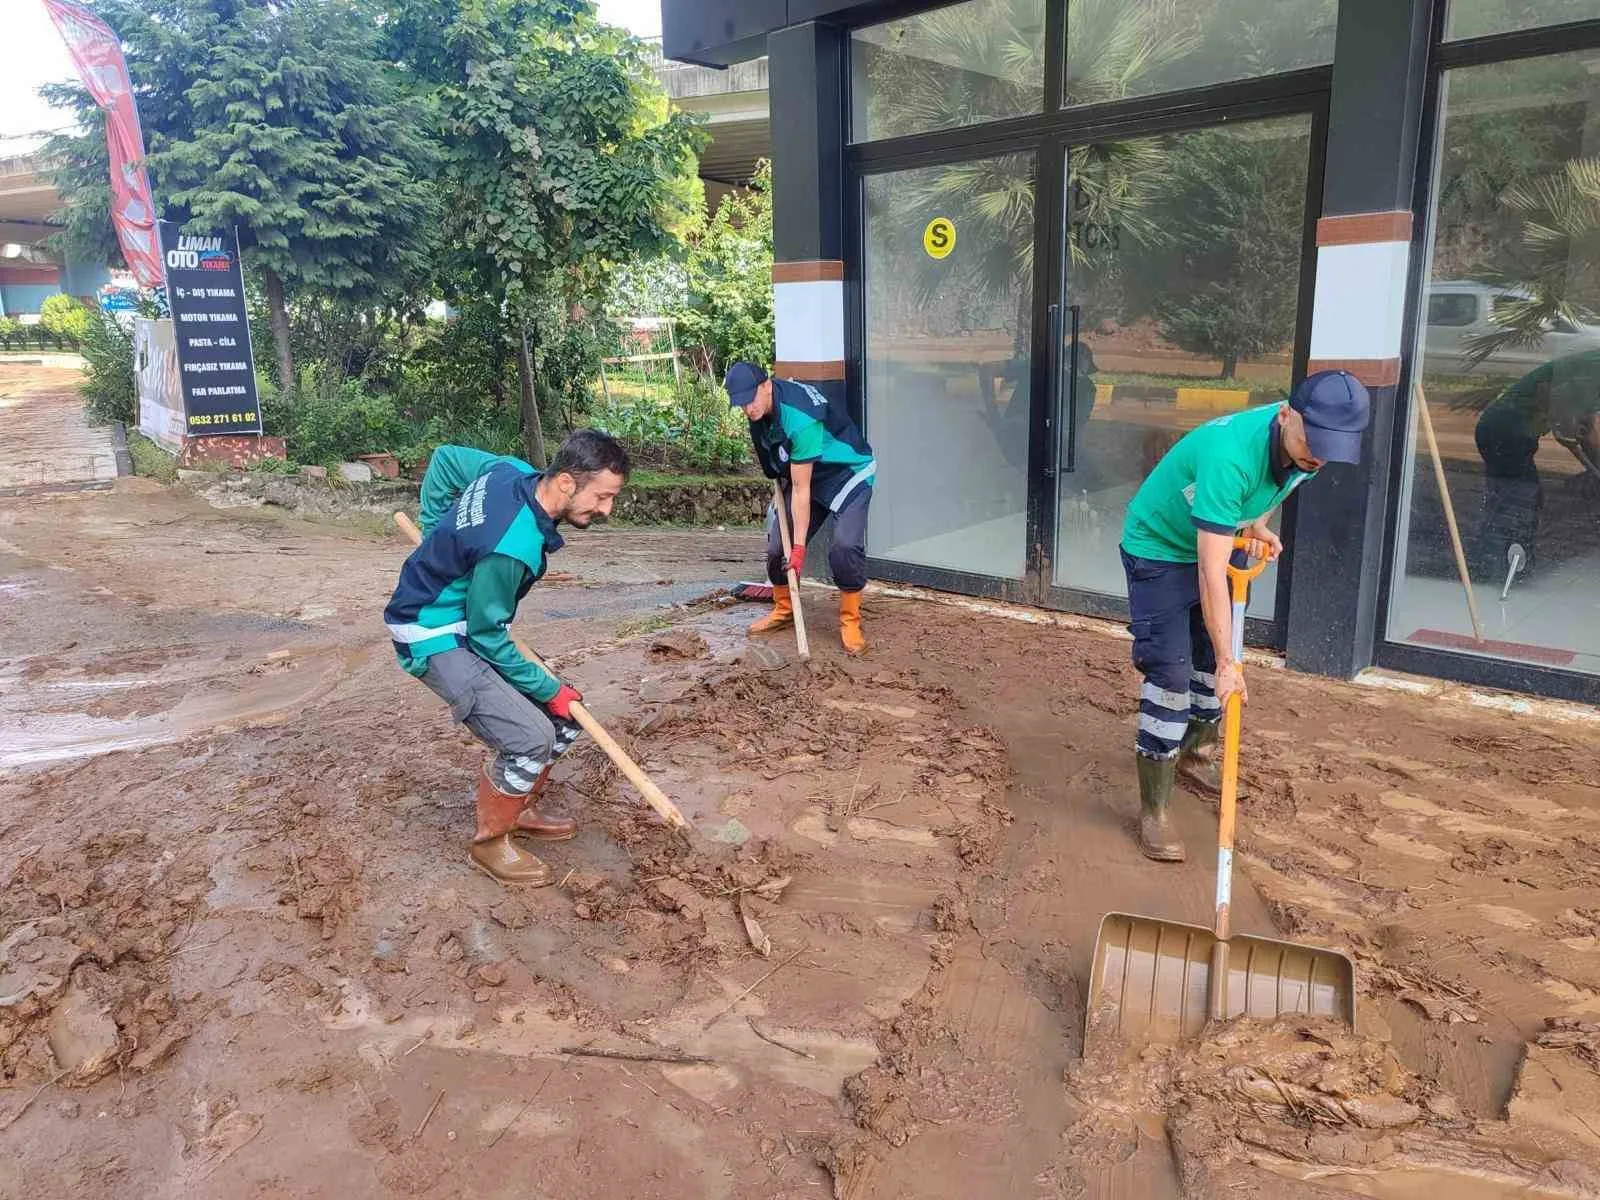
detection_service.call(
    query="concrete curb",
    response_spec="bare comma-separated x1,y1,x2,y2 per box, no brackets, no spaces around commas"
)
110,422,133,478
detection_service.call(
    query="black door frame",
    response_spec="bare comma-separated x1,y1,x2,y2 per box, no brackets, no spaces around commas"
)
844,55,1331,645
1368,12,1600,706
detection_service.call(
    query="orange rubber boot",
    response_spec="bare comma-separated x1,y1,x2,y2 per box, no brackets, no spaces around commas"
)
470,767,553,886
747,585,794,634
838,590,866,656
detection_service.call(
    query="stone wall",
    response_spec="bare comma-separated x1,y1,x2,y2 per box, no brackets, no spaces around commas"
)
180,470,768,526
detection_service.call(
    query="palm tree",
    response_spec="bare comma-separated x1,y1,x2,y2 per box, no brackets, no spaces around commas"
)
1463,156,1600,366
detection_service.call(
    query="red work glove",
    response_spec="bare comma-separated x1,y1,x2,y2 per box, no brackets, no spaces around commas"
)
787,543,806,577
547,683,583,720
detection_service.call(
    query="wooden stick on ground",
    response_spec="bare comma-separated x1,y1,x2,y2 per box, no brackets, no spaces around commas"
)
771,483,811,661
559,1045,713,1065
1414,383,1485,642
394,511,690,831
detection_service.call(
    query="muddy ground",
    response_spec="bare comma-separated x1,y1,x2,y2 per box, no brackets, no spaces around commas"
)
4,471,1600,1198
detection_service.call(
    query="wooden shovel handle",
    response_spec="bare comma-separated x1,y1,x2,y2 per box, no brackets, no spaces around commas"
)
394,511,689,830
771,483,811,661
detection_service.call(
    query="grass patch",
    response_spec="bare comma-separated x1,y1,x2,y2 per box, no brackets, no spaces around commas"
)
612,610,679,640
127,431,178,483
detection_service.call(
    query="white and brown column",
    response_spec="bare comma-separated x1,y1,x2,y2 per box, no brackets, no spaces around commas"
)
773,259,845,386
767,22,850,410
1306,210,1414,388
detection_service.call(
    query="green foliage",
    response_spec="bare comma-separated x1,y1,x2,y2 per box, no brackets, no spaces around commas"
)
383,0,702,461
44,0,443,388
40,294,92,343
674,162,775,374
269,379,412,466
1137,125,1308,377
81,312,137,426
1463,156,1600,363
127,431,178,482
591,371,750,473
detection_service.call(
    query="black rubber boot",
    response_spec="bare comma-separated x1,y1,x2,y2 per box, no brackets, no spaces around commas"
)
1176,719,1221,797
1136,754,1186,863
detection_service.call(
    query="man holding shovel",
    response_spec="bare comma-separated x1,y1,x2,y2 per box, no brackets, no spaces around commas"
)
1118,370,1371,862
725,362,877,655
384,431,630,885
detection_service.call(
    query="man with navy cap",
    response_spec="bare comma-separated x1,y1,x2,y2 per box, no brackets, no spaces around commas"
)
1118,370,1371,862
724,361,877,655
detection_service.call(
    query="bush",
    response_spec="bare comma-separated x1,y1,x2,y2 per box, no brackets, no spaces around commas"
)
591,370,750,473
39,294,91,344
269,378,413,465
81,311,136,426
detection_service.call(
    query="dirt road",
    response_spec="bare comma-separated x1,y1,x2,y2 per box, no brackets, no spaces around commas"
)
3,469,1600,1198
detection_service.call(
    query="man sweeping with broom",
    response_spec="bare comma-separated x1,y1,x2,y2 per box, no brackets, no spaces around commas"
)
1119,371,1370,862
384,431,630,885
725,361,877,655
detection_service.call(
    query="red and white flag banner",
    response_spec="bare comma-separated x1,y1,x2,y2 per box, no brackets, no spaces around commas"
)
43,0,164,288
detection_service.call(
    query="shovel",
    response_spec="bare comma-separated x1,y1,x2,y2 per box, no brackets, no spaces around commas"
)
1085,539,1356,1050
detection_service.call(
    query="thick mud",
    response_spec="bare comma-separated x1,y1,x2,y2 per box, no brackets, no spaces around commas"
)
2,462,1600,1198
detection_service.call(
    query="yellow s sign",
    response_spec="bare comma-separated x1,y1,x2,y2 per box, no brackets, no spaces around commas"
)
923,217,956,260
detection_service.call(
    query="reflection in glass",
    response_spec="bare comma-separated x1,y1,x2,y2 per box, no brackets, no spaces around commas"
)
1391,51,1600,675
862,155,1037,579
1064,0,1335,107
850,0,1045,142
1447,0,1600,41
1051,116,1316,617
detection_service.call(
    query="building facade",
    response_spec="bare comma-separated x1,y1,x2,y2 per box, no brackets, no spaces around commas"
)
662,1,1600,703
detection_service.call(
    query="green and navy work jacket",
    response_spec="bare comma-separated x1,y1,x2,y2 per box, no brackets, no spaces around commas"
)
383,445,561,702
749,378,877,512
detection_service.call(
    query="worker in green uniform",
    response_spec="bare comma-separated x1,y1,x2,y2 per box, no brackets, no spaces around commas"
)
384,431,629,885
1473,348,1600,576
1119,371,1371,861
724,362,877,655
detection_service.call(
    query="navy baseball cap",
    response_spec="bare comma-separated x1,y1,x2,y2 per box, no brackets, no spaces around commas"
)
723,361,768,408
1290,370,1371,465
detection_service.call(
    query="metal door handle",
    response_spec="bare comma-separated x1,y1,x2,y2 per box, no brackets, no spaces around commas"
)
1045,302,1062,479
1065,303,1081,473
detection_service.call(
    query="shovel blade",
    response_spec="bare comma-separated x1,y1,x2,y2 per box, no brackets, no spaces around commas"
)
1084,913,1356,1051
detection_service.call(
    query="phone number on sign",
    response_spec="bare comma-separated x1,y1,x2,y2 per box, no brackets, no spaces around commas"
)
187,413,258,427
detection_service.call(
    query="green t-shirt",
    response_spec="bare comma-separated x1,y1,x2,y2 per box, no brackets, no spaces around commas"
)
1121,403,1310,563
1484,348,1600,437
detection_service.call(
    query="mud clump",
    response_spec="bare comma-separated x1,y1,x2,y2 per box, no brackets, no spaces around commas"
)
1,831,205,1085
843,1066,920,1147
1064,1017,1600,1198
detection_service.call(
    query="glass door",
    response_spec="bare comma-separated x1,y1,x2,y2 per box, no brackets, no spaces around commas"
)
861,152,1039,587
1042,115,1320,618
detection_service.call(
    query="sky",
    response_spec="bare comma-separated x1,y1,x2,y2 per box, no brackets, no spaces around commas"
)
0,0,663,145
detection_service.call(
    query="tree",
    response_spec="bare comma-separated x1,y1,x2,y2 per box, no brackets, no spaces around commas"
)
390,0,702,466
1133,124,1309,378
42,0,442,392
675,161,774,374
1463,157,1600,364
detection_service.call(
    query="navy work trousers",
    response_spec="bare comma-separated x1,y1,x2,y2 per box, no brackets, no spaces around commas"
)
1120,547,1222,760
766,484,871,592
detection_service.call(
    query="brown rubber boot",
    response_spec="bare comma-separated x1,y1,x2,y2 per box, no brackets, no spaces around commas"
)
1176,719,1221,797
838,590,866,656
747,585,794,634
1136,755,1186,863
470,768,553,886
514,764,577,842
